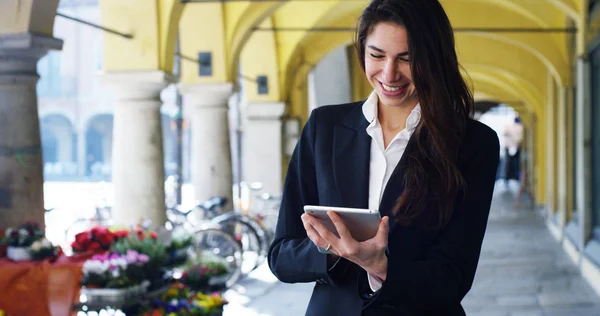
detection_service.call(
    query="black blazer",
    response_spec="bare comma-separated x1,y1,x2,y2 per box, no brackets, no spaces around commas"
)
268,100,500,316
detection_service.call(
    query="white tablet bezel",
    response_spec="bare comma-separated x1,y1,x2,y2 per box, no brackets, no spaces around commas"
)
303,205,382,254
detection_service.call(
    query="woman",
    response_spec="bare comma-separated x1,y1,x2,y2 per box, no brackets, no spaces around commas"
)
268,0,499,315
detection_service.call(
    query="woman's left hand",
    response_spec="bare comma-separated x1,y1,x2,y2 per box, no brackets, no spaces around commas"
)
301,211,390,281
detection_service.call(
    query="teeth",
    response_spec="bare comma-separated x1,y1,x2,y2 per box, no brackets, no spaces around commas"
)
382,83,402,92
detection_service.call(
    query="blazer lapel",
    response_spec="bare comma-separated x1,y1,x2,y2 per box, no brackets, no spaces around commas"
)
378,133,418,229
333,102,371,209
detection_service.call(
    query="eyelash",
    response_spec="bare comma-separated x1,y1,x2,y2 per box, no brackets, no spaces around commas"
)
369,53,409,62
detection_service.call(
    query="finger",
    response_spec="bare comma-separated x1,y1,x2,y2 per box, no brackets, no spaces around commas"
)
328,211,353,241
375,216,390,246
305,222,327,249
307,214,340,249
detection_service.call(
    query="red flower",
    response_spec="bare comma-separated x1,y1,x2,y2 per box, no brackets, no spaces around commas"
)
71,241,82,252
150,232,157,240
88,241,102,251
113,230,129,239
97,232,115,248
75,232,92,247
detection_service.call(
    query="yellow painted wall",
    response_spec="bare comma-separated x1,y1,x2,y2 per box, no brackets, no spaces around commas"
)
240,18,281,102
100,0,182,73
180,4,227,83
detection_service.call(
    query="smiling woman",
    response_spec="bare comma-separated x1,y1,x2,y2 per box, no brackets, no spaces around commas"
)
268,0,499,315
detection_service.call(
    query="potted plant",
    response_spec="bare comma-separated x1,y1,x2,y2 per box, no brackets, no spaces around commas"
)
1,222,45,261
165,228,193,267
71,226,128,255
140,284,228,316
179,259,229,292
111,227,168,289
29,238,60,261
80,250,150,303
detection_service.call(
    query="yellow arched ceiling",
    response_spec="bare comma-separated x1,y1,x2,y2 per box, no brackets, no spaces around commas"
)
97,0,583,86
269,0,573,112
463,64,542,114
455,35,547,106
0,0,60,35
225,2,284,82
469,76,529,112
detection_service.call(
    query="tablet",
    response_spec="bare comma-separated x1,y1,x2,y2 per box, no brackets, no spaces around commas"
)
303,205,381,254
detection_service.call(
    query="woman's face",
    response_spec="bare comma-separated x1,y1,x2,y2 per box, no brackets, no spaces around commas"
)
364,22,419,109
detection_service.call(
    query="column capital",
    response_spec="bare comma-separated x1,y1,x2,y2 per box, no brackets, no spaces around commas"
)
246,101,285,120
0,33,63,86
99,70,174,102
180,82,233,108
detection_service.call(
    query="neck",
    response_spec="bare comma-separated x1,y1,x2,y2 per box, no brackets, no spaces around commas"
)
377,100,418,133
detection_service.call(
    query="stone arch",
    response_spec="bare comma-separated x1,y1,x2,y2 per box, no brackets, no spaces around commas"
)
84,113,113,180
40,114,77,180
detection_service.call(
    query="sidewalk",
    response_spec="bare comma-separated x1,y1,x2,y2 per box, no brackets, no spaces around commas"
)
223,182,600,315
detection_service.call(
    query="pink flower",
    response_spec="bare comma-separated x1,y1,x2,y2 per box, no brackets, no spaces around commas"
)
92,252,110,261
109,252,121,260
125,250,139,264
137,254,149,263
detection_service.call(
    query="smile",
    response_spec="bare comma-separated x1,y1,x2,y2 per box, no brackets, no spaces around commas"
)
379,81,409,95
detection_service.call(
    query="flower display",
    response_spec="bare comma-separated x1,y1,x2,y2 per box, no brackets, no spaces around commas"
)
165,228,193,267
140,284,227,316
1,222,44,247
29,238,60,260
81,250,149,288
111,226,168,284
71,226,129,253
179,261,228,291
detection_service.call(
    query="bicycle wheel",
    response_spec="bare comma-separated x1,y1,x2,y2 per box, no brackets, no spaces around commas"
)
214,216,264,275
189,227,243,288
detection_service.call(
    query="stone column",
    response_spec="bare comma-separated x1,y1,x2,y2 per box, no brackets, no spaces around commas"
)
546,73,556,220
101,71,171,228
576,56,593,248
243,102,285,194
181,83,233,209
0,33,62,229
557,87,567,228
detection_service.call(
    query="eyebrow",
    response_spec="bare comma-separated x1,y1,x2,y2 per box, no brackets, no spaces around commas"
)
367,45,409,57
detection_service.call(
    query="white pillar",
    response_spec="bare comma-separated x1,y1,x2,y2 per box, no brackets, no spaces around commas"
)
243,102,285,194
0,33,62,229
557,87,568,228
101,71,171,228
576,56,593,248
181,83,233,208
546,73,556,220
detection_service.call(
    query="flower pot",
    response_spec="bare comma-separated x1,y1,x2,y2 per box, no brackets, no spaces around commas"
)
7,246,31,261
81,283,145,305
208,275,229,287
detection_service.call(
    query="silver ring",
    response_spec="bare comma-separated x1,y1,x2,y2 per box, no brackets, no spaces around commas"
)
325,243,331,251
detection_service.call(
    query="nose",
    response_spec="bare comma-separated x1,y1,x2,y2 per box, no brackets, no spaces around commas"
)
382,59,399,83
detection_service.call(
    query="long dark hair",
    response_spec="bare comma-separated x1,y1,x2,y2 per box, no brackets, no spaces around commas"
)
354,0,474,230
